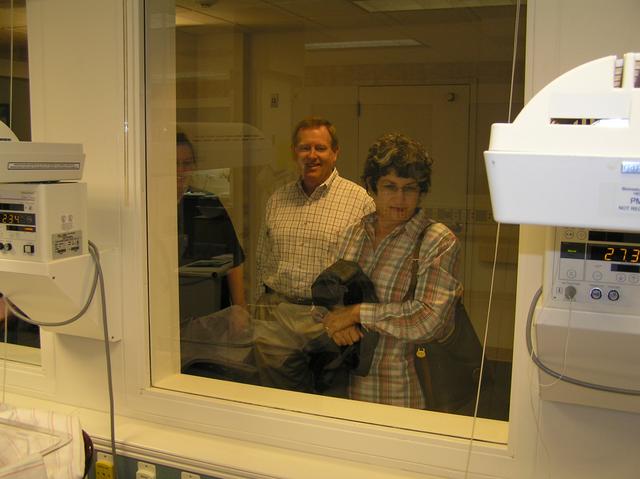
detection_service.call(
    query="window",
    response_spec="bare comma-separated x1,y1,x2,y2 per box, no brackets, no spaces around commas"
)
146,0,525,441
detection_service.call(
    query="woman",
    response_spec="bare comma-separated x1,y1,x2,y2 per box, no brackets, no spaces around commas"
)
321,133,462,409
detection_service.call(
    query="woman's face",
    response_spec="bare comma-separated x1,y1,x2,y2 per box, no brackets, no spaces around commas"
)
372,171,421,226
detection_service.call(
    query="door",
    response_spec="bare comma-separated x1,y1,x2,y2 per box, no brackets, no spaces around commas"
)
358,85,470,284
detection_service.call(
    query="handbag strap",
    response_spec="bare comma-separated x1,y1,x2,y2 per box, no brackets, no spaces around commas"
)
406,226,433,405
404,223,460,338
403,227,429,302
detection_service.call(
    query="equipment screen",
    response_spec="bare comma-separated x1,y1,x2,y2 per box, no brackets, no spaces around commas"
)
587,244,640,264
0,202,24,211
0,212,35,225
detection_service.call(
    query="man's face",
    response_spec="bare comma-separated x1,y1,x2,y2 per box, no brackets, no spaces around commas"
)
293,126,338,195
177,143,195,198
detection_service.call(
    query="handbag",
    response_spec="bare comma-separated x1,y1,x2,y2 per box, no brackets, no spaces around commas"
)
408,227,484,413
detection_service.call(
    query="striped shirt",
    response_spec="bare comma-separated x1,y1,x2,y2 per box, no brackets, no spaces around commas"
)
335,209,462,409
256,168,375,300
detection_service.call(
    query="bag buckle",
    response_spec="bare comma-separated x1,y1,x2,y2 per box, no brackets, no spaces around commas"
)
416,346,427,359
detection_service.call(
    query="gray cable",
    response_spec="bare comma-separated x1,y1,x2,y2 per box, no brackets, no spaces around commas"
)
5,251,99,327
3,241,118,475
88,241,118,478
526,286,640,396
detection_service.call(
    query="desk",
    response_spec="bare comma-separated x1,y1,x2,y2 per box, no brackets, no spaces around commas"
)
178,254,233,320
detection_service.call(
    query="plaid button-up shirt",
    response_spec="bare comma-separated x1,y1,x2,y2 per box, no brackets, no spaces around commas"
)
256,169,375,300
335,209,462,409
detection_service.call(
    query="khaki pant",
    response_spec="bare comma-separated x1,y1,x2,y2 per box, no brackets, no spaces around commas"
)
253,293,327,392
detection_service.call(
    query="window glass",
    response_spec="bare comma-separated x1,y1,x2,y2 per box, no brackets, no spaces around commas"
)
147,0,525,435
0,0,39,365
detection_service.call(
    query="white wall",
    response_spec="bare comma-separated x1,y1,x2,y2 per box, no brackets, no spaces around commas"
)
23,0,128,412
6,1,640,478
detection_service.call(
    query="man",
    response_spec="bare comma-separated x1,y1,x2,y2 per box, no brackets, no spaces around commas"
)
254,117,375,392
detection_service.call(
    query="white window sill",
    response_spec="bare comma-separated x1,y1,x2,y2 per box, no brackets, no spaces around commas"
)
153,373,509,445
5,391,481,479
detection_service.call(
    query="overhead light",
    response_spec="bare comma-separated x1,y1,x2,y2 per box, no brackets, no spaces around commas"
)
353,0,521,13
305,39,421,50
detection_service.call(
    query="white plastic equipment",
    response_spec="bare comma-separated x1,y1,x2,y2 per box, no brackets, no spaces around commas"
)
484,53,640,413
484,52,640,231
0,121,84,183
536,226,640,413
0,127,119,341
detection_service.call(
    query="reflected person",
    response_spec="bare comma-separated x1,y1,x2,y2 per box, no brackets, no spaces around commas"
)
177,132,246,310
322,133,462,409
254,117,375,392
0,295,40,348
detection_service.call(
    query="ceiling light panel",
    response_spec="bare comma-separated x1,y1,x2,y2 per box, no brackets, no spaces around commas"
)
305,38,421,50
353,0,521,12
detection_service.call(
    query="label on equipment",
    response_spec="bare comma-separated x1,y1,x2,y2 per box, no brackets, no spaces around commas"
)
617,186,640,214
51,230,83,259
621,161,640,175
8,161,81,171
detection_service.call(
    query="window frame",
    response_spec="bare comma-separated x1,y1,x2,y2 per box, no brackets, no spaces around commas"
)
139,1,517,473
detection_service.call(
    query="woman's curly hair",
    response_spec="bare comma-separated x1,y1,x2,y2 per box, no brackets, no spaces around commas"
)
362,133,433,195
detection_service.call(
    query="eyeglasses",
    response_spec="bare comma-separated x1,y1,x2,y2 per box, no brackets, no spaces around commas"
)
379,182,420,196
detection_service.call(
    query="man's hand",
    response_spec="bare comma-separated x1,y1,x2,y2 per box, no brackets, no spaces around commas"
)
226,305,251,339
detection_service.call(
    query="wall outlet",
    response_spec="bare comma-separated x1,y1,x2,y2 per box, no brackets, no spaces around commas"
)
181,473,200,479
95,452,114,479
136,461,156,479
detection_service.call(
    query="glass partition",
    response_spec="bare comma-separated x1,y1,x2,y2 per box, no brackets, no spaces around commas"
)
0,0,39,365
147,0,525,436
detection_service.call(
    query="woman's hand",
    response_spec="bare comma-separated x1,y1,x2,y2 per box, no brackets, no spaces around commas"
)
322,304,361,336
330,325,363,346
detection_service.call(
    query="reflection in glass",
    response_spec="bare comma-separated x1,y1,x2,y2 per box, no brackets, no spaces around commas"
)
176,132,248,376
1,296,40,351
0,0,39,364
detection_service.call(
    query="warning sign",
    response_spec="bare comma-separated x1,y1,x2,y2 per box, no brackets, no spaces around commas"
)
51,230,83,259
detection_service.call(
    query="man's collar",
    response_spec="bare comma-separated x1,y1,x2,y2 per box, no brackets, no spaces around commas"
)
297,168,338,197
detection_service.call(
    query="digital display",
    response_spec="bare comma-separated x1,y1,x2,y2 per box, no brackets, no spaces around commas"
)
0,212,35,225
587,244,640,264
612,263,640,273
588,230,640,244
7,225,35,233
0,202,24,211
560,242,586,259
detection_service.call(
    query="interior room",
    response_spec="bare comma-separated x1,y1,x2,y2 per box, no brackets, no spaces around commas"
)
1,1,639,478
